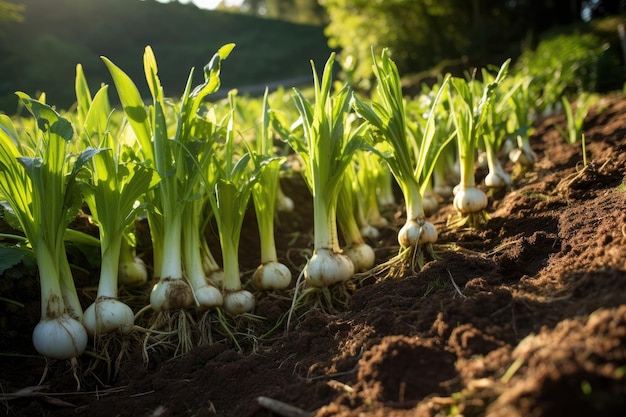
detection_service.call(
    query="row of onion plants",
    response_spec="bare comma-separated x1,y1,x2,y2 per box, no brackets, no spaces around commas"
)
0,44,584,363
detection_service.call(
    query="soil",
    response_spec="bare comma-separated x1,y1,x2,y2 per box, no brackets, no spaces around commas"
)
1,94,626,417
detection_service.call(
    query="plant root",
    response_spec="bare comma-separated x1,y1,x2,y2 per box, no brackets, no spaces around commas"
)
84,331,138,383
141,309,198,364
447,210,490,230
284,277,356,335
360,243,439,282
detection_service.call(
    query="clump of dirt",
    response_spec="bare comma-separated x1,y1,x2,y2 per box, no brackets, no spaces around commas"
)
1,95,626,417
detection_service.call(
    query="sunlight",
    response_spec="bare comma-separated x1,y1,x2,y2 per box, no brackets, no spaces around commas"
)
155,0,244,10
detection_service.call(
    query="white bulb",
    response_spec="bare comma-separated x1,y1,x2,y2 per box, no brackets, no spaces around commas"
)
82,298,134,336
252,261,292,290
304,248,354,287
344,243,375,272
223,290,255,316
32,315,88,359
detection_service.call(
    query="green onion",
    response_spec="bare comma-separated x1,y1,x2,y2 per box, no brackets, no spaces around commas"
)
103,44,234,312
250,89,292,291
337,163,375,272
508,76,538,171
448,60,510,228
353,149,388,236
0,96,90,359
118,231,148,287
351,49,449,262
275,53,362,287
480,69,518,190
206,91,256,315
75,71,159,336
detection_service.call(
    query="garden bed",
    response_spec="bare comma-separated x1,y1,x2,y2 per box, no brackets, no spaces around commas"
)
1,94,625,417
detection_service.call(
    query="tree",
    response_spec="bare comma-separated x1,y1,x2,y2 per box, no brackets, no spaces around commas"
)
241,0,327,23
320,0,588,89
0,0,24,36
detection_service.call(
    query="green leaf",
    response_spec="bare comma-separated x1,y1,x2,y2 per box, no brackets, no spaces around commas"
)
0,244,30,276
101,56,154,164
15,92,74,142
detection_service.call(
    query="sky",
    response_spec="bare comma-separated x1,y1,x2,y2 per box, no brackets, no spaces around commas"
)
166,0,244,10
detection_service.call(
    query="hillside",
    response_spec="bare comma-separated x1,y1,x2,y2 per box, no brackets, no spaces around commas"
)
0,0,332,112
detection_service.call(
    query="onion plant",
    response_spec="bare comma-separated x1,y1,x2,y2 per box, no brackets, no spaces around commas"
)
118,230,148,287
274,53,363,289
447,60,509,228
351,48,450,269
103,45,234,313
74,72,159,336
206,92,256,315
508,76,538,172
250,89,292,291
337,163,375,272
353,149,388,236
556,93,596,167
479,68,518,190
0,96,92,359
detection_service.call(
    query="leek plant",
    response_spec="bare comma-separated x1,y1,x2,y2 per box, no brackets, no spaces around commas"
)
74,70,159,336
274,53,363,289
0,96,92,359
250,89,292,291
351,48,450,269
447,60,510,229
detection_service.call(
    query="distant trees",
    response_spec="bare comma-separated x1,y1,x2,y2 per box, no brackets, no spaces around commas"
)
319,0,597,87
238,0,327,23
0,0,24,36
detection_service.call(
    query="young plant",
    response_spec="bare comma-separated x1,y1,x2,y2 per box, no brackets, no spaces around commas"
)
206,92,256,315
556,93,596,167
337,163,375,272
0,97,90,359
508,76,538,172
250,89,292,291
103,44,235,313
447,60,510,228
480,70,518,190
75,75,159,336
274,53,362,288
351,48,450,268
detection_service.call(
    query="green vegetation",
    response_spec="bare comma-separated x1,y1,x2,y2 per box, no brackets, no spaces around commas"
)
0,0,624,365
0,0,331,112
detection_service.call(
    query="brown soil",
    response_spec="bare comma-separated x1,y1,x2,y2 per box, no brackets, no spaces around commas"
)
1,94,626,417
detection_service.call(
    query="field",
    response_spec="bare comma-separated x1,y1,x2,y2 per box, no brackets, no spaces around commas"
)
1,93,626,416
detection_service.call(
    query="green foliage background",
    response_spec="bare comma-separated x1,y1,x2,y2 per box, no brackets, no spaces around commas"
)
1,0,624,114
0,0,332,113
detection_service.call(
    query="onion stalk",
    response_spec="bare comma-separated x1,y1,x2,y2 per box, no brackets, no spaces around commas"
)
206,91,256,315
75,76,159,336
250,89,292,291
508,76,538,172
447,60,510,228
103,44,235,312
337,164,375,272
351,48,450,269
0,96,90,359
274,53,362,288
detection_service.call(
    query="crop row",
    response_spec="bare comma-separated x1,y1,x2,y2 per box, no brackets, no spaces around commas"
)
0,44,593,362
